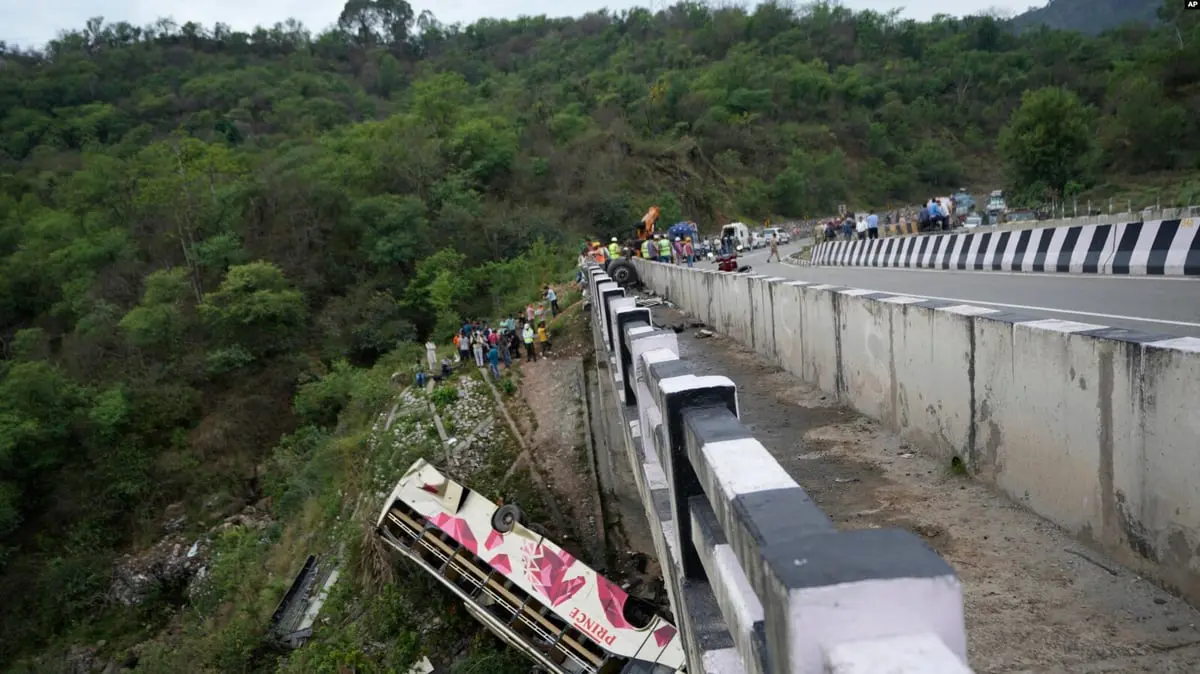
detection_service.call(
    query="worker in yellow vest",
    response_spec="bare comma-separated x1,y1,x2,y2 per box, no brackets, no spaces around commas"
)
608,237,620,259
641,238,654,260
656,234,671,262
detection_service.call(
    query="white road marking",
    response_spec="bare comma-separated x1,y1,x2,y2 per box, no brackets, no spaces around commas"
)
866,291,1200,329
791,261,1199,283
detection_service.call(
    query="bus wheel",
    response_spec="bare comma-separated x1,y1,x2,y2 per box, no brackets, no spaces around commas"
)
608,259,638,287
491,503,522,533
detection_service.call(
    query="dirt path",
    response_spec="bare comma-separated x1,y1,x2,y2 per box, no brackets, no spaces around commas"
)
654,305,1200,673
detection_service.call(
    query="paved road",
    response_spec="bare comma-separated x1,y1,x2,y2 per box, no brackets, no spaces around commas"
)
725,242,1200,338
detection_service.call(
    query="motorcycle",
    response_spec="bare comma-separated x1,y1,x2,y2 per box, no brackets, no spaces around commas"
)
715,251,752,274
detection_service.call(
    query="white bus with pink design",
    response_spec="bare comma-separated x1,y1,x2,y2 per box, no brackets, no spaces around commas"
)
376,458,687,674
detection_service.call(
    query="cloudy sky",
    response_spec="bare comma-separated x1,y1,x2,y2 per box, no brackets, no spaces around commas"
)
1,0,1040,49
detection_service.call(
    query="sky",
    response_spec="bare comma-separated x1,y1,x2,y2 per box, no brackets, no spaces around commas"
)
0,0,1039,49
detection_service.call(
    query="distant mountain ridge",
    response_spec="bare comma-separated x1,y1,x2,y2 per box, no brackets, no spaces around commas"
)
1009,0,1161,35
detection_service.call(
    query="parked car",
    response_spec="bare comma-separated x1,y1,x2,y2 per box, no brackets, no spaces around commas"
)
963,214,984,228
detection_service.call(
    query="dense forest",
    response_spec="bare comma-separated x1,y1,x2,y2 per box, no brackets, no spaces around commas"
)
1,0,1199,670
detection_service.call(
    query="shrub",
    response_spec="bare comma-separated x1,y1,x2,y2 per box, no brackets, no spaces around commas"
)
429,385,458,408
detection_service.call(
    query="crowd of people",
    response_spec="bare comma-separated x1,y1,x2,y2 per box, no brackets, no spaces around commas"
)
816,198,957,242
581,234,698,267
821,211,881,242
412,285,560,386
637,233,696,266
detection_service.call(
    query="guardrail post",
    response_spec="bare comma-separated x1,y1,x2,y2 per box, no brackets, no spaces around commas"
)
626,328,677,452
645,359,738,581
596,282,624,354
613,306,651,406
586,266,606,300
607,296,637,359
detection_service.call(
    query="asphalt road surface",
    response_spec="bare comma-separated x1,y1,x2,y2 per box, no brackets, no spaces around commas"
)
720,242,1200,338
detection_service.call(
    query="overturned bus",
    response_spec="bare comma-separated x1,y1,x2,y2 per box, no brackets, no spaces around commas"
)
375,458,686,674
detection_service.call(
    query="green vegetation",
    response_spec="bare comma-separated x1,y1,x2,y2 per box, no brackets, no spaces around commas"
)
1,0,1199,669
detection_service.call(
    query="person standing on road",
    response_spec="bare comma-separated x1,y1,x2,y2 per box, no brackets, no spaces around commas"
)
867,211,879,239
767,234,781,262
682,237,695,267
537,322,551,356
522,322,537,362
657,235,671,262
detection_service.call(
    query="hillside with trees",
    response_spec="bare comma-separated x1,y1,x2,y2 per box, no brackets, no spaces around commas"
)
1,0,1199,670
1010,0,1162,35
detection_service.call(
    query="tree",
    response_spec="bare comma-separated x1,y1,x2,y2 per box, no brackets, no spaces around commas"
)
998,87,1095,201
354,194,428,270
119,267,195,353
198,262,307,360
337,0,415,47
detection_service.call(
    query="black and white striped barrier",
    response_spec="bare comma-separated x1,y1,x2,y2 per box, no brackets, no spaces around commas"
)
811,219,1200,275
583,263,972,674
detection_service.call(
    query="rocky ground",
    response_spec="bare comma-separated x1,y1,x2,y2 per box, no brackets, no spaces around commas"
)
653,303,1200,673
502,294,665,604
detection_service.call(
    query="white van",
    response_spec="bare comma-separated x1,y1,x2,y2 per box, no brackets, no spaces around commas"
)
720,222,751,251
763,226,790,244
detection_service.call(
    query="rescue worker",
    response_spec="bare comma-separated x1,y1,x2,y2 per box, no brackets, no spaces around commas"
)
641,237,654,261
656,233,671,262
522,322,537,362
607,237,620,260
590,241,606,265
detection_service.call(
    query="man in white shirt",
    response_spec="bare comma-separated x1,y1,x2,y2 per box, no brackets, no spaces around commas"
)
425,341,438,370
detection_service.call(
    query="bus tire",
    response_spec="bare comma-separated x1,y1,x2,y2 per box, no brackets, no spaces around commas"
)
608,259,638,287
491,503,522,533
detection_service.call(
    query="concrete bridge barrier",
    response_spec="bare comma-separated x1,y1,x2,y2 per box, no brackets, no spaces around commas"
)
811,218,1200,275
629,258,1200,614
584,264,973,673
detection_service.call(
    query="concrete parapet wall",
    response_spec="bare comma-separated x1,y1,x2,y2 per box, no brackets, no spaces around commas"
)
584,264,973,673
811,218,1200,276
630,257,1200,613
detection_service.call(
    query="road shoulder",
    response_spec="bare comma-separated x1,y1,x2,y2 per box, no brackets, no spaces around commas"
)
655,305,1200,673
